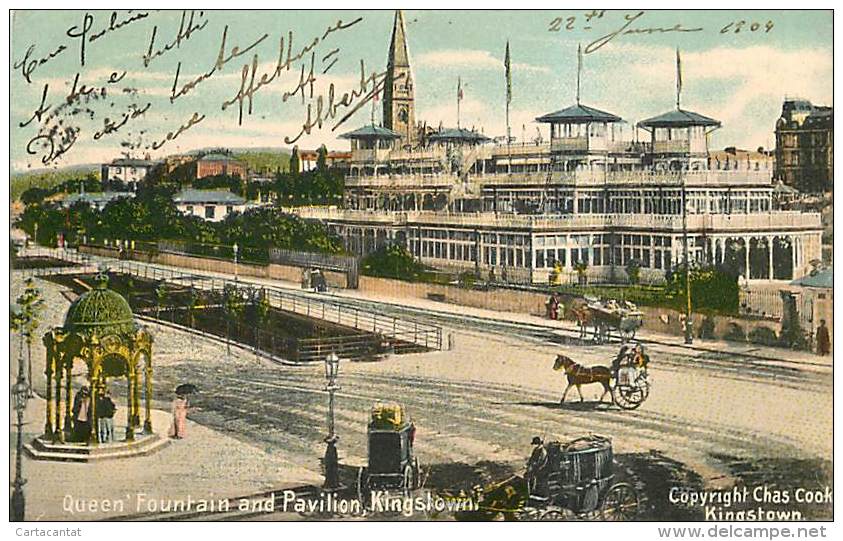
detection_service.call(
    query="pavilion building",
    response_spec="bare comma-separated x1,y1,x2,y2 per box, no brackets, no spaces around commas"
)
291,11,822,285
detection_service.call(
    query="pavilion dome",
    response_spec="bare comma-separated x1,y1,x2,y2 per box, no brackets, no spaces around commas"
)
64,274,136,336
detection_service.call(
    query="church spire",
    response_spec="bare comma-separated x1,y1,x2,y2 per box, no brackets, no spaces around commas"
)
383,10,415,146
387,10,411,69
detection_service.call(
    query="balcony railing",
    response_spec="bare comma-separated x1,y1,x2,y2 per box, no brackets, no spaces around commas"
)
289,207,822,232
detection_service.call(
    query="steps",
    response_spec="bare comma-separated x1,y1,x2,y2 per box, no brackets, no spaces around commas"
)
24,433,171,462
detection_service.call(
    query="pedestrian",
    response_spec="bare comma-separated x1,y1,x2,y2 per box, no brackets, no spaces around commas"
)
72,386,91,443
525,436,548,497
547,294,559,320
96,388,117,443
169,393,189,439
816,319,830,356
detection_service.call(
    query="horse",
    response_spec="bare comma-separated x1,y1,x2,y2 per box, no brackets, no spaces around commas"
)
552,354,612,404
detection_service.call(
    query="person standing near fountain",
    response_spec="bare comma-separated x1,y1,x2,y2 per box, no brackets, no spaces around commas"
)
96,388,117,443
169,393,189,439
72,386,91,442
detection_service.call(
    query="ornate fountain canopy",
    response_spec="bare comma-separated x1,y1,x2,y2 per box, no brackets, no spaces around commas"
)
63,274,136,336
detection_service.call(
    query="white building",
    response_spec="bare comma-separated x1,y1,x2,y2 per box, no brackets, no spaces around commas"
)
173,189,247,222
101,158,156,189
290,10,824,286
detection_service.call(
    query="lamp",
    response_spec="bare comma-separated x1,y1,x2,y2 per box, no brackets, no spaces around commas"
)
322,351,341,491
232,243,239,281
324,352,340,382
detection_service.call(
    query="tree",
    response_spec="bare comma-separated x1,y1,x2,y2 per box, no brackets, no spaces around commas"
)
221,284,244,357
289,146,300,174
574,260,589,286
11,278,45,396
316,145,328,171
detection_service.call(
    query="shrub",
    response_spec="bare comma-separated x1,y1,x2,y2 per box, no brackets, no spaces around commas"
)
748,326,779,346
723,322,746,342
698,316,716,340
666,264,739,315
361,244,430,281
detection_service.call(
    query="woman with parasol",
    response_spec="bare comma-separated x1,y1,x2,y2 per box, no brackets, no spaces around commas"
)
169,384,198,439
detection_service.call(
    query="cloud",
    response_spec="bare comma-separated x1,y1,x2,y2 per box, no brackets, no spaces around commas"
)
416,49,550,74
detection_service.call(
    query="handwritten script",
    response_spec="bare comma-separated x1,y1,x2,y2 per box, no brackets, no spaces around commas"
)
12,10,368,168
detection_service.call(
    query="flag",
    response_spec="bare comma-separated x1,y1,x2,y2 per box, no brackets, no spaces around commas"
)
676,48,682,108
504,41,512,105
457,77,464,101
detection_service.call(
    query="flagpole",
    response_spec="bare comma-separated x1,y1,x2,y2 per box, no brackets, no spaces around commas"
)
576,44,582,105
457,77,461,129
676,48,682,110
505,41,512,175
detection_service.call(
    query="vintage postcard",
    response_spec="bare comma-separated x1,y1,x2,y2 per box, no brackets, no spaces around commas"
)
7,6,834,531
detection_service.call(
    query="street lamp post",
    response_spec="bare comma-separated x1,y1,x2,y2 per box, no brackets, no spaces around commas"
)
323,352,341,491
681,172,693,345
11,372,29,521
233,243,239,282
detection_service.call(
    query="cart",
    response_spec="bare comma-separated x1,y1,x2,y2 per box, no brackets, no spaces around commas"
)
448,435,639,521
611,345,651,410
357,403,421,502
588,302,644,343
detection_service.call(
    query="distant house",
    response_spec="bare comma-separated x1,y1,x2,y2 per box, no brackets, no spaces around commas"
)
195,153,247,179
61,191,134,210
173,189,247,221
101,158,156,190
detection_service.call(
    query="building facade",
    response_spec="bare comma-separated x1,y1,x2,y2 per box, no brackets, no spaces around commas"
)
101,158,156,189
775,99,833,193
195,153,247,179
173,189,248,222
292,11,823,286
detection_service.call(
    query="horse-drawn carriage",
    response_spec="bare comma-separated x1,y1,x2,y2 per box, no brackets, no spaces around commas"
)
573,298,643,344
553,343,651,410
357,403,422,501
447,435,638,521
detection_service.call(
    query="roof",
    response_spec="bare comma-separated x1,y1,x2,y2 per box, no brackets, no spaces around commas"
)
638,108,721,128
173,189,247,205
773,181,799,195
64,192,134,205
199,153,242,162
64,274,136,336
427,128,492,143
109,158,154,167
339,124,402,140
791,268,833,289
536,103,622,124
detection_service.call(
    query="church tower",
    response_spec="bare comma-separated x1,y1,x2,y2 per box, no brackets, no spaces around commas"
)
383,10,416,147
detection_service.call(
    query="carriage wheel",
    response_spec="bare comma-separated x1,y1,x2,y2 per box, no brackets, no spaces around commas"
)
357,467,369,505
612,384,646,410
412,458,423,489
601,483,639,521
403,465,415,494
620,328,636,341
539,507,575,521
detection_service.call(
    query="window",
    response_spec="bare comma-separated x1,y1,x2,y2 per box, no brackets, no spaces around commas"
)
226,205,234,215
186,205,193,213
205,206,215,219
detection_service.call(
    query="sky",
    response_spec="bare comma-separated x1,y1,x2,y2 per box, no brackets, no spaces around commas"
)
9,9,833,171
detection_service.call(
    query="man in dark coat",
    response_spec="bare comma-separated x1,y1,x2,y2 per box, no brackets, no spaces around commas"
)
816,319,831,356
72,386,91,442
